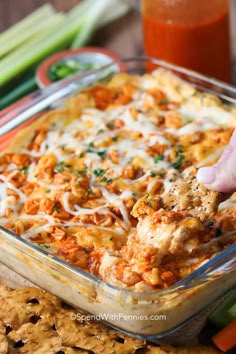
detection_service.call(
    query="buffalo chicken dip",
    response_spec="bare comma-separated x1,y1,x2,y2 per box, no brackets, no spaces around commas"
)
0,69,236,292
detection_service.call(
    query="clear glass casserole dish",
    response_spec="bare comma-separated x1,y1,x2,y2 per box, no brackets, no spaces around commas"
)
0,57,236,343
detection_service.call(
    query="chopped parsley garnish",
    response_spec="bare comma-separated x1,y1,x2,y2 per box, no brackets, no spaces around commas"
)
21,166,29,175
171,145,184,170
110,237,113,241
97,129,105,134
97,150,106,158
159,98,169,105
43,245,51,249
150,171,157,177
76,168,87,177
146,200,152,207
79,152,85,158
87,189,94,195
46,189,51,194
154,154,164,163
53,206,60,213
84,247,91,254
86,142,106,159
112,136,119,142
55,161,64,173
106,121,114,129
158,172,166,178
86,142,96,153
86,147,94,153
93,169,106,177
101,177,113,184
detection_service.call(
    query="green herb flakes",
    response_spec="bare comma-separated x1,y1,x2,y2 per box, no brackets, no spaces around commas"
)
150,171,157,177
101,177,113,184
93,169,106,177
97,150,106,158
21,166,29,175
106,121,114,129
154,154,164,163
55,161,64,173
171,145,184,170
53,206,60,213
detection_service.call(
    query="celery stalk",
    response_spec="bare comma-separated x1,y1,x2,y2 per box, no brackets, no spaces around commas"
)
0,0,132,85
0,76,37,110
67,0,95,20
98,0,132,28
0,9,89,85
0,4,56,58
208,289,236,328
0,14,66,67
71,0,126,49
228,302,236,320
71,0,132,48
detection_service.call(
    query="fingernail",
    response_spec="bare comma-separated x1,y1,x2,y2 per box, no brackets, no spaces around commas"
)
197,166,216,184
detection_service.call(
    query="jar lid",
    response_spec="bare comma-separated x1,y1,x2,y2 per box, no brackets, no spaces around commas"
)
36,47,125,88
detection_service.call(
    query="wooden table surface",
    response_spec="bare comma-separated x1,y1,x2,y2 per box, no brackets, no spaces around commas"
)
0,0,236,287
0,0,236,83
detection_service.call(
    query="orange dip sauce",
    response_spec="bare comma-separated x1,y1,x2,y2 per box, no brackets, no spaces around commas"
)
142,2,231,82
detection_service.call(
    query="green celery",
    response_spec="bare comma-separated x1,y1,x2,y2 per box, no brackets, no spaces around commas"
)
0,0,132,85
228,302,236,320
0,1,98,85
0,14,66,67
97,0,132,28
0,4,56,57
70,0,132,48
208,289,236,328
0,76,37,110
67,0,95,20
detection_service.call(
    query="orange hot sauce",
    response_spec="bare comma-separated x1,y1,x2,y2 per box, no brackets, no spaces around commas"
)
142,0,232,82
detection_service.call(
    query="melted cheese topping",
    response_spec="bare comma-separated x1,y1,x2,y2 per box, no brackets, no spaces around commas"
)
0,69,236,291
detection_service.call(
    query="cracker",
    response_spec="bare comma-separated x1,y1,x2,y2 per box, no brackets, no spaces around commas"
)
56,310,145,354
144,345,221,353
163,177,220,222
0,286,223,354
0,284,12,297
0,319,8,354
0,288,60,329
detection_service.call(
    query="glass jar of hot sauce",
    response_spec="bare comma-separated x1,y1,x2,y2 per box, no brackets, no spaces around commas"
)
141,0,232,82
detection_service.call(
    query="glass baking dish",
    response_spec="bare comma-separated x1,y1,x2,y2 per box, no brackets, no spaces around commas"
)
0,57,236,343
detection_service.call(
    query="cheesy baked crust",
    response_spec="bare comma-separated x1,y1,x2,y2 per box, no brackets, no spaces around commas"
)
0,69,236,292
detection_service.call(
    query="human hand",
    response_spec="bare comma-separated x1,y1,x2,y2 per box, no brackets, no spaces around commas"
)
197,130,236,193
